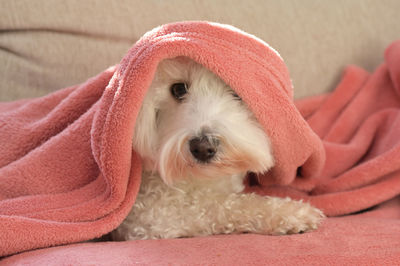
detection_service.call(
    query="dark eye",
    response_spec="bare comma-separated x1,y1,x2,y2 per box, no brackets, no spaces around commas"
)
170,82,188,101
232,92,241,100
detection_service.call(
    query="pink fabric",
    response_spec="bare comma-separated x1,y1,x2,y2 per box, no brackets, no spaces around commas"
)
1,21,400,261
2,197,399,265
248,42,400,216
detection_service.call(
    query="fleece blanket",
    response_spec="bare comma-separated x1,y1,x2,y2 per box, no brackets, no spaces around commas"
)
2,197,399,265
1,21,400,261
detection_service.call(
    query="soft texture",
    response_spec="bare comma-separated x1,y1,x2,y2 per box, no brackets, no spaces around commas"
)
2,0,400,102
0,21,400,262
2,197,399,265
250,40,400,216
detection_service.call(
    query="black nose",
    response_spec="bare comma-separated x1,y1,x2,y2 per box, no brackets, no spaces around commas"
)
189,137,217,162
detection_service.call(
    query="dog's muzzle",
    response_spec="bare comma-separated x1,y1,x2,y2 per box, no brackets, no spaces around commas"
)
189,136,218,163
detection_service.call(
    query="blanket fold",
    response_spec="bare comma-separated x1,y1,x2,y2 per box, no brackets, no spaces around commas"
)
250,47,400,215
1,21,400,257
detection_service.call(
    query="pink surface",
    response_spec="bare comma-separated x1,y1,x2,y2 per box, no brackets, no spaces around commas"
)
249,42,400,216
2,197,400,265
1,21,400,262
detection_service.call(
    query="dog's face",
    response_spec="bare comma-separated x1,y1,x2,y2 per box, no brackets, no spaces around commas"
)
134,57,274,184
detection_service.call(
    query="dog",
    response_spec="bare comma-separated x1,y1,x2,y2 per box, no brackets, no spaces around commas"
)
111,57,324,240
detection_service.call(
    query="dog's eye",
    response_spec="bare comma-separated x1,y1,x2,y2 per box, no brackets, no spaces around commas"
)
232,92,241,100
170,82,188,101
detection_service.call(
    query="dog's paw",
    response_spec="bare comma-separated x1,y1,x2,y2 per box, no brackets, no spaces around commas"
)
270,198,325,235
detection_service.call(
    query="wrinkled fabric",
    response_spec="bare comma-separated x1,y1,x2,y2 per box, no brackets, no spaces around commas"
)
1,22,399,260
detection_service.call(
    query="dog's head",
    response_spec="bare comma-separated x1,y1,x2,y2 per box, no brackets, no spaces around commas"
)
133,57,274,184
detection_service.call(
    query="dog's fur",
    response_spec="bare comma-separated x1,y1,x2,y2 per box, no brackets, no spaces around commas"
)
112,57,324,240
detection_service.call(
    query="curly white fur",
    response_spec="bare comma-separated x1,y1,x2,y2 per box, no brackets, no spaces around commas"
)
112,57,324,240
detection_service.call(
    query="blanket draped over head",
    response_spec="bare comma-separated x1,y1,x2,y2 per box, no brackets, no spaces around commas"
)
1,22,400,259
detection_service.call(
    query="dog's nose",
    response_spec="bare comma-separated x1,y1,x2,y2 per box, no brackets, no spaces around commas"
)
189,137,217,162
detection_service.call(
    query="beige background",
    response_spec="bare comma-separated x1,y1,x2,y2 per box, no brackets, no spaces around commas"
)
1,0,399,101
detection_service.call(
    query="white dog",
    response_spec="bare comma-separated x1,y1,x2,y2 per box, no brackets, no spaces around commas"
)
112,57,324,240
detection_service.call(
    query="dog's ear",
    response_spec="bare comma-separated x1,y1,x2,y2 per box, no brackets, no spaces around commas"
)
132,98,159,168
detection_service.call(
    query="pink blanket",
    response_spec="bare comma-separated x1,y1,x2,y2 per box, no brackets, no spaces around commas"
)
1,21,400,262
2,198,399,265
